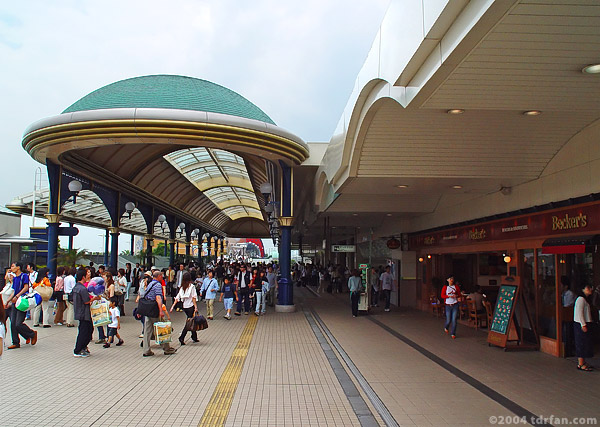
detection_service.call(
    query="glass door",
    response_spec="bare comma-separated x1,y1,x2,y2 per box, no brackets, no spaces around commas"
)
537,250,557,340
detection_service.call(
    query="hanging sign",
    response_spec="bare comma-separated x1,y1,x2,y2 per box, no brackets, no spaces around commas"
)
332,245,355,253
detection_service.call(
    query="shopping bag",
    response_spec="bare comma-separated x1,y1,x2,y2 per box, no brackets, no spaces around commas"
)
154,321,172,344
36,285,53,302
90,300,111,327
16,295,31,311
28,293,42,309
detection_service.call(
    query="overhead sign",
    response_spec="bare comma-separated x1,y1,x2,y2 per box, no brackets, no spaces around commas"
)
332,245,355,253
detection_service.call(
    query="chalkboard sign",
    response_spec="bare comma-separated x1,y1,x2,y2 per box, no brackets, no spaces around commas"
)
490,285,517,334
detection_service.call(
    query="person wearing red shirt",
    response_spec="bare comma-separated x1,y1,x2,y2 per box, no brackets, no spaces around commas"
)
441,275,461,339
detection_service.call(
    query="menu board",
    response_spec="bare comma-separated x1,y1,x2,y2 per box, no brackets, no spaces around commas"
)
490,285,517,334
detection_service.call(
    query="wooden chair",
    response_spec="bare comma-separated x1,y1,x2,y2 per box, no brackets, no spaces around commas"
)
459,299,468,320
467,299,487,329
484,301,493,329
429,295,444,318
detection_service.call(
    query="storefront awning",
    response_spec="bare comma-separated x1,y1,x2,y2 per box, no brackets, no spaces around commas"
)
541,235,600,254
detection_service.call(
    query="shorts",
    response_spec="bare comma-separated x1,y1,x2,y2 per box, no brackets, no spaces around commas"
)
223,298,233,310
107,327,118,337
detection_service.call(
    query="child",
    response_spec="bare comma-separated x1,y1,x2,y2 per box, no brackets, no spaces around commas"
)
104,297,124,348
219,276,237,320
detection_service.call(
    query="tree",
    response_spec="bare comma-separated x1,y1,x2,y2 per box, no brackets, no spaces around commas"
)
58,248,88,267
120,250,132,256
152,242,170,256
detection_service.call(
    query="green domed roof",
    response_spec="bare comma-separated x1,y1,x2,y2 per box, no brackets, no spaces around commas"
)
62,75,275,124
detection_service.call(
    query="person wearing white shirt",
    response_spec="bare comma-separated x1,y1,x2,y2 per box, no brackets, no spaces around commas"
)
63,268,77,327
573,285,594,371
379,266,394,312
170,271,199,345
562,283,576,307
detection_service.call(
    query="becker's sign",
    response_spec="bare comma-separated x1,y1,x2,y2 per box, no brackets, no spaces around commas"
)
332,245,356,253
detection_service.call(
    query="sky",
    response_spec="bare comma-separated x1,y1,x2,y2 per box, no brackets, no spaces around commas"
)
1,0,389,251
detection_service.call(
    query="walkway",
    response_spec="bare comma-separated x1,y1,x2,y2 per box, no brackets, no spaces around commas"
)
0,289,598,426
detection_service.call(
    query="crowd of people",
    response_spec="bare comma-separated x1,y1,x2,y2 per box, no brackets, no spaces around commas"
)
0,260,280,358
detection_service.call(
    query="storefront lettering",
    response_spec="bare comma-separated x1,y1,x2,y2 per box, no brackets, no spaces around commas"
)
501,225,528,233
469,229,486,240
424,236,435,245
551,213,587,231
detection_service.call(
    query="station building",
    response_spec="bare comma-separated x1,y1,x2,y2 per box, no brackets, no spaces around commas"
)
12,0,600,358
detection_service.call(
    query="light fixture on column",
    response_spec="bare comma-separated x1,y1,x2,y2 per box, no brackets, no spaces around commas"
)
124,201,135,219
177,222,186,237
260,182,273,202
155,214,167,231
68,180,83,204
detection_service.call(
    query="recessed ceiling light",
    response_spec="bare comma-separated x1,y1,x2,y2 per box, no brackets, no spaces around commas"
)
447,109,464,114
386,213,392,217
523,110,542,116
396,185,409,188
582,64,600,74
452,185,463,189
352,213,358,216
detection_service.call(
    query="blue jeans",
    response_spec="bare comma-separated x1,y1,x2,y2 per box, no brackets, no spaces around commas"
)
444,304,459,335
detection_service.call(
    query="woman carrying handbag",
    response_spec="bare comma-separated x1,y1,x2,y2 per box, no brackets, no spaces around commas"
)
170,272,199,345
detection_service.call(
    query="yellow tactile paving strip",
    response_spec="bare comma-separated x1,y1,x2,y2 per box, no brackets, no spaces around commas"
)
199,314,259,427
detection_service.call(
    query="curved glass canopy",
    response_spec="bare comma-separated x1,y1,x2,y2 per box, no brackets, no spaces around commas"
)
164,148,263,221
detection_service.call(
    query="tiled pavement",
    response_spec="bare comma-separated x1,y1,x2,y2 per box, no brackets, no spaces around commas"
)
0,290,598,426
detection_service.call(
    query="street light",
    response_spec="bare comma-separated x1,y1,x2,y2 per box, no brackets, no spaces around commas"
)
68,180,83,204
124,201,135,219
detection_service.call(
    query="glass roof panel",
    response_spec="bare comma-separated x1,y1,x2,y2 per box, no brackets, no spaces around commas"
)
164,148,259,220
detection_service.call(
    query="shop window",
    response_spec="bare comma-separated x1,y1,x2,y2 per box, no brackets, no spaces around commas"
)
537,250,556,339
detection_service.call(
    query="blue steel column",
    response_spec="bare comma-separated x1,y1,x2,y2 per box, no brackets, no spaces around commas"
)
45,161,61,282
109,227,119,269
103,229,109,266
68,223,74,251
278,162,293,306
145,235,153,267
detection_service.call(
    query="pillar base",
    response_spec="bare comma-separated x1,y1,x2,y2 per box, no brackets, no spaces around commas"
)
275,304,296,313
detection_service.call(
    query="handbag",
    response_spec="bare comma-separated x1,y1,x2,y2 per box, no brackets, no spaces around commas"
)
185,313,208,332
1,282,14,305
137,281,160,318
36,285,53,302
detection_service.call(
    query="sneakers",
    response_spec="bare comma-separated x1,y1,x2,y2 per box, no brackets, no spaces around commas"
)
83,348,90,355
103,343,111,348
164,347,177,355
55,322,63,326
143,351,155,357
444,328,449,334
451,335,456,339
43,325,51,328
179,338,186,346
7,344,20,350
244,312,249,315
66,324,75,328
138,334,144,338
384,308,390,312
254,312,260,316
225,315,231,320
208,316,213,320
116,339,124,346
73,351,89,357
25,338,31,344
31,331,38,346
95,339,106,344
